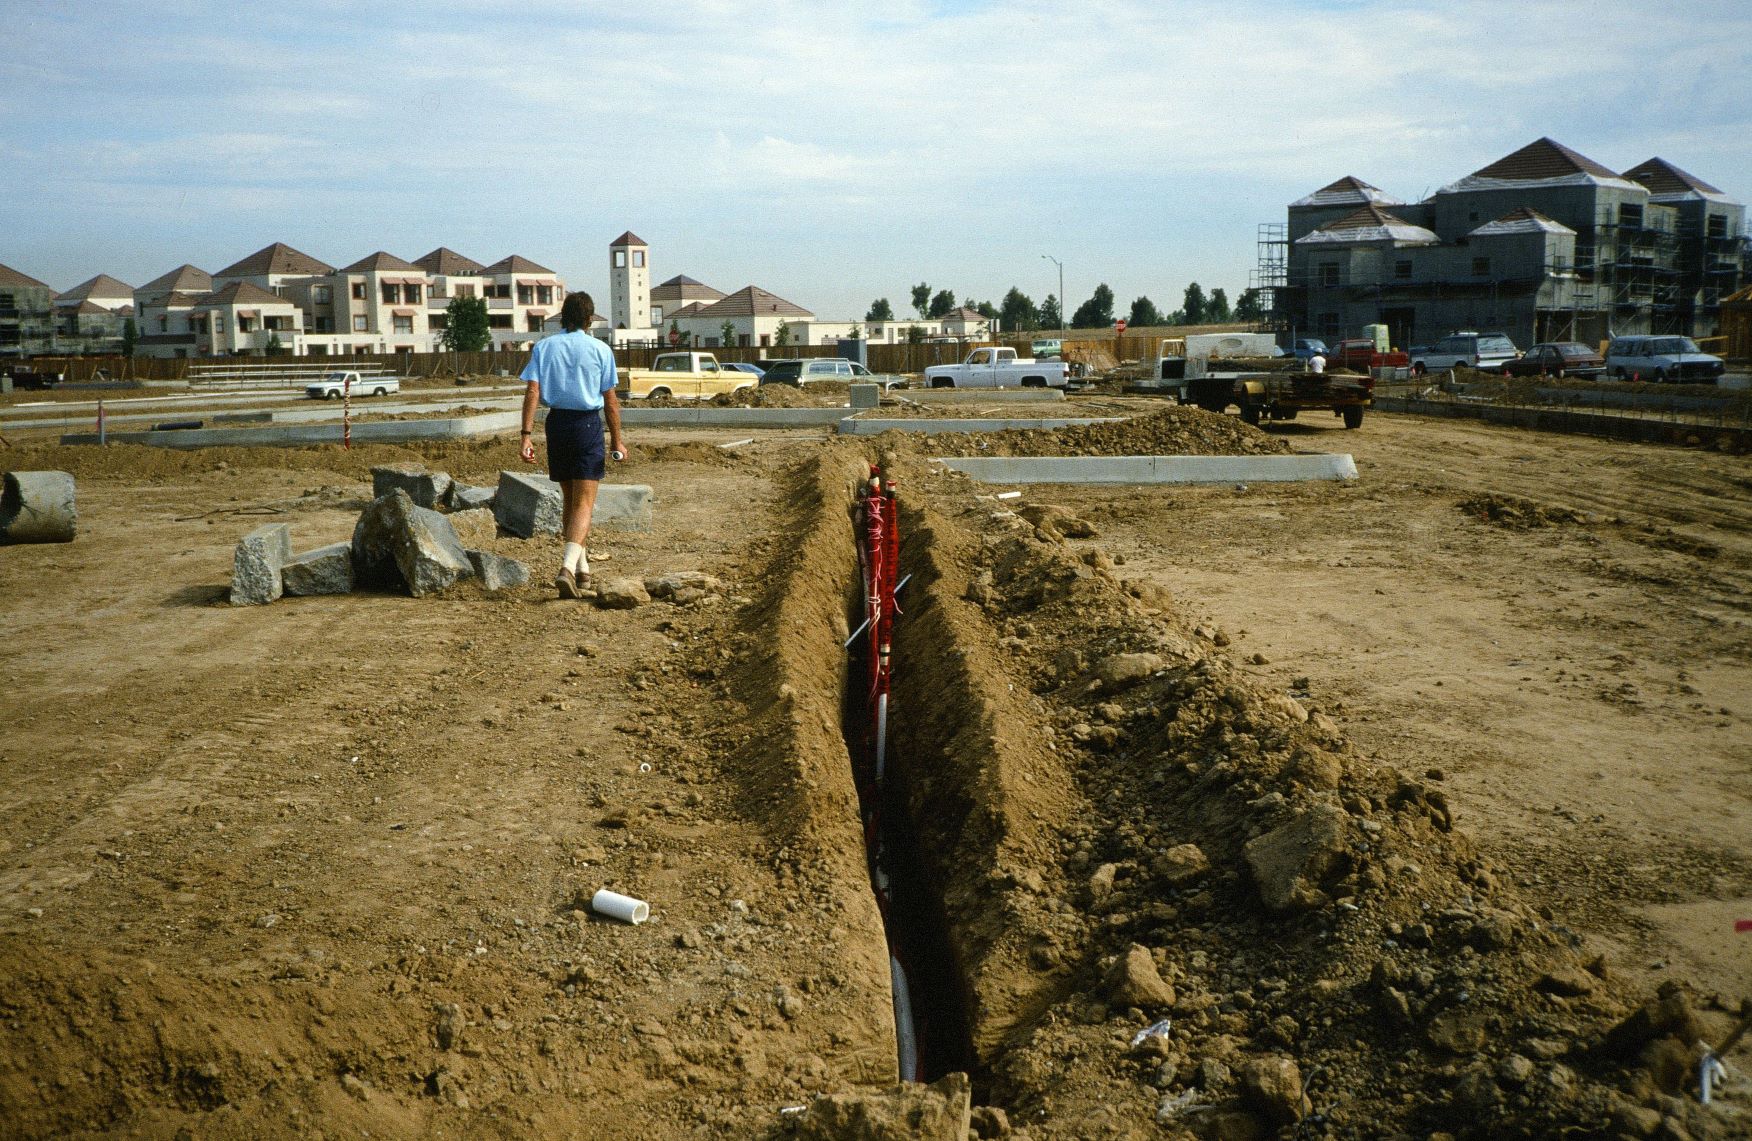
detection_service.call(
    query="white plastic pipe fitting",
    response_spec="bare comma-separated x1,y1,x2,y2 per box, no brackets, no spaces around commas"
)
591,888,649,925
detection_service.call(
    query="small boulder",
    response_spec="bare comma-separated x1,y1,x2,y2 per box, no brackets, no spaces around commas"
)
466,550,529,591
1019,503,1098,540
1090,652,1167,693
1243,803,1350,912
372,463,453,510
644,571,724,599
1103,944,1175,1010
450,483,496,511
281,541,354,596
1238,1055,1309,1128
1153,844,1210,886
594,576,650,610
230,522,292,605
351,490,474,597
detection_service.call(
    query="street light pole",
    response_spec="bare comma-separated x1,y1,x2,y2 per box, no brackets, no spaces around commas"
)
1041,254,1064,335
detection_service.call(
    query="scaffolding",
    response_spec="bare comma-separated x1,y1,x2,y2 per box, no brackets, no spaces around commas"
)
1251,222,1289,336
1584,204,1684,334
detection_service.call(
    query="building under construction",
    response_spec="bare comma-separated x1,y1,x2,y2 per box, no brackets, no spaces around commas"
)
1258,138,1749,351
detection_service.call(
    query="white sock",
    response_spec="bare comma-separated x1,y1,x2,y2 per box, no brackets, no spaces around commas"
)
576,548,590,577
563,542,584,573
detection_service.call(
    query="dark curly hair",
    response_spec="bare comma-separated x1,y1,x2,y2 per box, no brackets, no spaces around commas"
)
560,292,595,332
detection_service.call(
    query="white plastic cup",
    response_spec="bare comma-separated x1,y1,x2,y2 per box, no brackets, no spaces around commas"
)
591,888,649,925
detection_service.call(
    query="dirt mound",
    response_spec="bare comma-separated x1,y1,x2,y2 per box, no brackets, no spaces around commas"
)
919,408,1290,458
714,384,816,408
1459,493,1587,528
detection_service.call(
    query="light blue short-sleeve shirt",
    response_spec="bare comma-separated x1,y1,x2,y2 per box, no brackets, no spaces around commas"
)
520,330,619,411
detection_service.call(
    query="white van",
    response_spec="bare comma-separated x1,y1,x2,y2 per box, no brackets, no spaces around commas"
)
1604,336,1725,383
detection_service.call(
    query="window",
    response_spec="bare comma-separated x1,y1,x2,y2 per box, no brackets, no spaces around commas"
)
315,316,333,332
455,283,475,298
527,314,543,332
651,306,665,324
1619,203,1643,229
738,334,750,347
353,315,368,331
537,285,553,305
1707,214,1728,239
614,251,627,268
159,315,168,332
313,285,331,304
1317,263,1339,287
382,283,402,304
488,314,512,329
632,251,645,268
265,315,289,331
393,314,413,334
352,282,366,300
215,316,225,332
1394,259,1413,280
429,314,448,330
406,283,421,303
1472,257,1490,276
517,285,534,306
485,283,510,300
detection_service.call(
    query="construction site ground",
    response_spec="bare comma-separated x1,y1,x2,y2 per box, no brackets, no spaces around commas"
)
1,402,1748,1139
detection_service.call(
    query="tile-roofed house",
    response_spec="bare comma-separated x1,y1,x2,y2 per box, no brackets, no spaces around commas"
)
0,261,53,290
339,251,423,274
698,286,813,319
482,255,555,276
190,281,303,356
1467,206,1575,238
610,231,648,248
1622,158,1739,205
414,247,486,275
1440,138,1643,193
214,242,335,280
1289,176,1404,209
196,281,287,309
650,274,725,323
136,264,212,302
55,273,135,310
0,262,56,357
1294,204,1440,246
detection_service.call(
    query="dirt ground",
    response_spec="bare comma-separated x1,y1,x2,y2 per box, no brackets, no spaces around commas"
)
1,405,1748,1139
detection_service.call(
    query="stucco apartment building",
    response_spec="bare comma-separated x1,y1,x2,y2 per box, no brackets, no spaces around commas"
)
1274,138,1749,350
126,242,565,358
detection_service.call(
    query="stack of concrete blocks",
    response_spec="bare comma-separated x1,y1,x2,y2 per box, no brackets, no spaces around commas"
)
493,470,653,538
370,463,496,513
230,522,293,605
352,489,475,597
0,471,77,544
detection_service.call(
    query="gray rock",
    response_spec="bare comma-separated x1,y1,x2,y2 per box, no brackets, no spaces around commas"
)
1238,1056,1309,1128
1090,652,1167,692
372,463,453,509
450,483,495,511
594,576,650,609
643,571,724,599
281,541,354,596
230,522,293,605
466,549,529,591
351,490,474,597
1104,944,1175,1009
1244,803,1351,912
493,470,564,538
1153,843,1210,886
0,470,77,544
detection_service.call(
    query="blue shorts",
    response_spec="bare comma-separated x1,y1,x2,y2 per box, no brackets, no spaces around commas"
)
545,407,605,482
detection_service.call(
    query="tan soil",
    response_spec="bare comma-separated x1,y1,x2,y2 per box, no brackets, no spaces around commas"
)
1,409,1748,1139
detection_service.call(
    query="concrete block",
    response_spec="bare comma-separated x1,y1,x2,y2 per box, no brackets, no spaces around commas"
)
849,383,880,409
493,471,653,536
0,470,77,544
281,541,355,596
839,417,1121,436
230,522,292,606
451,483,496,511
372,463,454,509
351,489,474,597
467,549,530,591
933,454,1359,485
447,507,498,545
493,470,562,538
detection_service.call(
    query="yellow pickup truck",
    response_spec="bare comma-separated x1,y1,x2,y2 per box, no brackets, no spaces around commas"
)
619,351,757,401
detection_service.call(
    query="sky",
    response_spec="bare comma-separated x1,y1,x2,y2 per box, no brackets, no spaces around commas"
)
2,0,1749,321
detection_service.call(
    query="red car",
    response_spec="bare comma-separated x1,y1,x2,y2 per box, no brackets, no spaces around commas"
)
1500,342,1604,378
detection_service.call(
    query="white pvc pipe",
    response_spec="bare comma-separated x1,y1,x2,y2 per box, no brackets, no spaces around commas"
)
890,953,920,1082
591,889,650,924
875,694,889,783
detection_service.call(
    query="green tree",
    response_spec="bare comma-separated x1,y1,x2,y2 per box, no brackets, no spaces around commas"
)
1000,287,1038,333
1181,282,1208,325
1128,296,1162,328
905,325,926,344
866,297,894,322
1039,293,1062,329
441,295,491,352
720,319,737,347
669,318,682,345
1208,287,1231,322
121,317,138,357
928,289,956,319
975,300,999,321
776,319,792,347
1234,288,1263,322
1071,283,1115,328
911,283,932,320
846,322,864,340
264,331,285,356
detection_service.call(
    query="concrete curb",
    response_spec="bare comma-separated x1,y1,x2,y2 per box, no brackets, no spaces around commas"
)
839,417,1122,437
61,411,523,448
933,454,1359,484
617,407,850,428
895,388,1066,404
1373,397,1751,454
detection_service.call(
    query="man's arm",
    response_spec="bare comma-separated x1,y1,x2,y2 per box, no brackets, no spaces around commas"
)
518,381,540,463
603,387,625,460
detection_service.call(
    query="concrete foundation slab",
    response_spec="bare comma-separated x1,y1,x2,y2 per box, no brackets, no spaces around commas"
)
934,454,1359,485
230,522,293,605
0,470,77,544
281,541,355,596
898,388,1065,403
839,417,1121,437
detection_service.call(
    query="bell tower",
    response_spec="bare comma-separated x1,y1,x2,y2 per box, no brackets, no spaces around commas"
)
609,231,649,332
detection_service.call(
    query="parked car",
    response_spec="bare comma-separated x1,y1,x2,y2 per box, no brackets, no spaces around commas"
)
1031,338,1063,359
6,365,63,390
923,346,1068,389
760,359,908,389
1500,342,1605,378
1291,338,1329,362
1410,332,1521,374
305,371,400,399
620,351,754,400
1604,336,1726,382
723,361,765,378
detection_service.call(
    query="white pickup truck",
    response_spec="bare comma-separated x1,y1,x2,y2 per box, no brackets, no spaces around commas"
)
306,371,400,399
922,347,1068,389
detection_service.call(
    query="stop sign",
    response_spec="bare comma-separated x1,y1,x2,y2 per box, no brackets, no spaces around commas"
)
668,329,680,345
1116,318,1127,333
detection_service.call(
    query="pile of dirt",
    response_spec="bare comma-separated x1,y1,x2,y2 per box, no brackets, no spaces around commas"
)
714,384,819,408
829,443,1727,1138
922,408,1291,458
1459,493,1587,529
